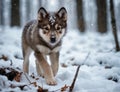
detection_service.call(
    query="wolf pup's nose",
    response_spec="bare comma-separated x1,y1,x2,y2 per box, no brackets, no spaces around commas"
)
50,36,56,43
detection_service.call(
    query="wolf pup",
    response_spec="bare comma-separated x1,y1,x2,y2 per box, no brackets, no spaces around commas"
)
22,7,67,85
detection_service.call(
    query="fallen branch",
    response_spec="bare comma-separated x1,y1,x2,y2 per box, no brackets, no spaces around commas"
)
69,65,80,92
24,73,32,83
69,52,90,92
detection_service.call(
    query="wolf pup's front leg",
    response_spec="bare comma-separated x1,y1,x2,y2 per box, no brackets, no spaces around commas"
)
50,52,59,76
34,52,57,85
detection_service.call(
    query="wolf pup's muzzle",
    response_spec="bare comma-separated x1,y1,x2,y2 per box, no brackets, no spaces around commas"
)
50,36,56,43
50,32,56,43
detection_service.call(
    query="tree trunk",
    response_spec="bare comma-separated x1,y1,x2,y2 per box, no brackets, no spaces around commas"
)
76,0,85,32
0,0,4,26
38,0,42,6
96,0,107,33
110,0,120,51
26,0,31,21
11,0,20,27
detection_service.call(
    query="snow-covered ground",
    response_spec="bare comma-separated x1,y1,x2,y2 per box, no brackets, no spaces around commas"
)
0,27,120,92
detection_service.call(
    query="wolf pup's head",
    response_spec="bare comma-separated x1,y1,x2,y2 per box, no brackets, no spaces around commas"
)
37,7,67,46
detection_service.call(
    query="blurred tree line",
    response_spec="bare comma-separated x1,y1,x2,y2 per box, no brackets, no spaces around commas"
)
0,0,120,33
77,0,106,33
76,0,119,50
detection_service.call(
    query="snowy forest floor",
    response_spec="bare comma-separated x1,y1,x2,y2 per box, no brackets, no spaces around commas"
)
0,27,120,92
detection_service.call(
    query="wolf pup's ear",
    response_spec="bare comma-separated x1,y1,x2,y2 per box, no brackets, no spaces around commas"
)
37,7,48,21
57,7,67,21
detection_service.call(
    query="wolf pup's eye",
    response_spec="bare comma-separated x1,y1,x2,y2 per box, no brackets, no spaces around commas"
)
43,30,49,34
55,24,61,30
44,27,49,30
43,26,49,34
43,25,50,30
57,26,61,30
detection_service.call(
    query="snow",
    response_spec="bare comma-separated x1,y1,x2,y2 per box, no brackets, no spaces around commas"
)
0,27,120,92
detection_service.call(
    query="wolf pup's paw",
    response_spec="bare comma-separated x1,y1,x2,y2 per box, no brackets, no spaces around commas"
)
46,77,57,85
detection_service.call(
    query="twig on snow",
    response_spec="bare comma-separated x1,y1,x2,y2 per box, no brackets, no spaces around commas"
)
69,52,90,92
69,65,80,92
24,73,32,84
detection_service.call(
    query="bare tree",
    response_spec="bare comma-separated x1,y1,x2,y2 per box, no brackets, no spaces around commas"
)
96,0,107,33
110,0,120,51
38,0,42,6
0,0,4,26
26,0,31,21
76,0,85,32
11,0,20,27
